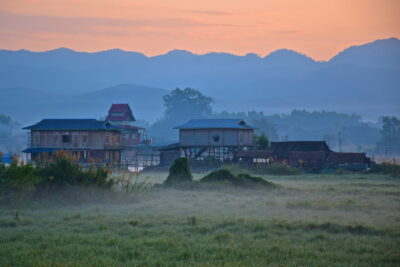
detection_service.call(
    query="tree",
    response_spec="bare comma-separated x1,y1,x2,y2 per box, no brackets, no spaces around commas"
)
164,158,193,185
254,133,270,150
150,88,213,141
378,116,400,156
163,88,213,120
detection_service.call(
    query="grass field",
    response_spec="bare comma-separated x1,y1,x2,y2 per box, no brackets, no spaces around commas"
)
0,172,399,266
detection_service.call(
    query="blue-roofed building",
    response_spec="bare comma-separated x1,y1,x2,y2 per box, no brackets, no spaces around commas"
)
22,119,124,164
171,119,255,161
0,153,13,165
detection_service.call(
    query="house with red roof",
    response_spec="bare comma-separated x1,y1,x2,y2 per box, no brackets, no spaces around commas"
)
106,104,145,146
106,103,136,124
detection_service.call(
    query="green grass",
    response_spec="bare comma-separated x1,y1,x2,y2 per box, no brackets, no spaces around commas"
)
0,173,399,266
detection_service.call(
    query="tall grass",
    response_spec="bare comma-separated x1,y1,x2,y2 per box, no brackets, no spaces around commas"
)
0,173,399,265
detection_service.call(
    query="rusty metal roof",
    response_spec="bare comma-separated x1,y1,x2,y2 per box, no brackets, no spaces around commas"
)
327,152,369,163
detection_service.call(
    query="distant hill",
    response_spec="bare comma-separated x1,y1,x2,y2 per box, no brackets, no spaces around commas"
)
330,37,400,69
0,37,399,121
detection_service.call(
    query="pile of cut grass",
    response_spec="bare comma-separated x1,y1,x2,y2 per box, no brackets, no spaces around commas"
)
200,169,276,188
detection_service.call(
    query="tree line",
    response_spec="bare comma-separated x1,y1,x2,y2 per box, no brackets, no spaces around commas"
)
149,88,399,156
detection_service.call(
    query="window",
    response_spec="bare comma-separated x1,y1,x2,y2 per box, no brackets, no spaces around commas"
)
82,135,88,143
62,135,71,143
213,135,220,142
105,135,110,144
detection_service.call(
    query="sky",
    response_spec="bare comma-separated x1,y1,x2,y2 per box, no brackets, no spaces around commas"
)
0,0,399,60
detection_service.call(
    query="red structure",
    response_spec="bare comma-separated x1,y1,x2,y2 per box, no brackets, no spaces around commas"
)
106,104,144,146
106,103,136,123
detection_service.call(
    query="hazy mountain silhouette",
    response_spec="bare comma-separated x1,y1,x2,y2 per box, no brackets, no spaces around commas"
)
330,37,400,69
0,37,398,121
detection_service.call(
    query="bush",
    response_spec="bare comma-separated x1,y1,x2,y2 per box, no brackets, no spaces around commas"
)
237,173,275,187
38,156,113,189
201,169,237,184
368,163,400,177
200,169,276,188
0,155,113,204
255,163,302,175
0,162,42,203
164,158,193,185
220,164,251,176
223,163,301,176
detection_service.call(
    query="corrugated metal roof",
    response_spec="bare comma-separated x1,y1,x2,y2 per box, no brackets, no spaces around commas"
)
327,152,369,164
23,119,121,131
174,119,255,129
271,141,330,157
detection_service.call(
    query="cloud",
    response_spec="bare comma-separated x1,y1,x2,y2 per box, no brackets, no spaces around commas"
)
277,30,301,35
190,10,233,16
0,10,240,37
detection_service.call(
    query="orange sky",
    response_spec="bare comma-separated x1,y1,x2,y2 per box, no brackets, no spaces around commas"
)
0,0,399,60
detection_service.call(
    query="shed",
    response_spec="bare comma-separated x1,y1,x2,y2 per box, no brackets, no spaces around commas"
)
271,141,331,160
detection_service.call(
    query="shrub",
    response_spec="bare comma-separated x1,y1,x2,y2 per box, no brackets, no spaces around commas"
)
164,158,193,185
0,162,42,203
223,163,301,176
201,169,237,184
38,156,113,189
254,133,270,150
0,155,113,204
200,169,276,188
237,173,276,187
255,163,302,175
368,163,400,177
220,164,251,176
114,170,152,193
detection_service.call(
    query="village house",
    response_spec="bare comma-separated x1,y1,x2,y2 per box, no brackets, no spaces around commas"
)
105,103,155,166
22,103,159,167
22,119,123,164
236,141,371,171
106,103,145,146
159,119,255,164
22,106,371,171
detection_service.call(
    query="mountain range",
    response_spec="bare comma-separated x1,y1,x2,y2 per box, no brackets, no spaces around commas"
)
0,37,399,123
